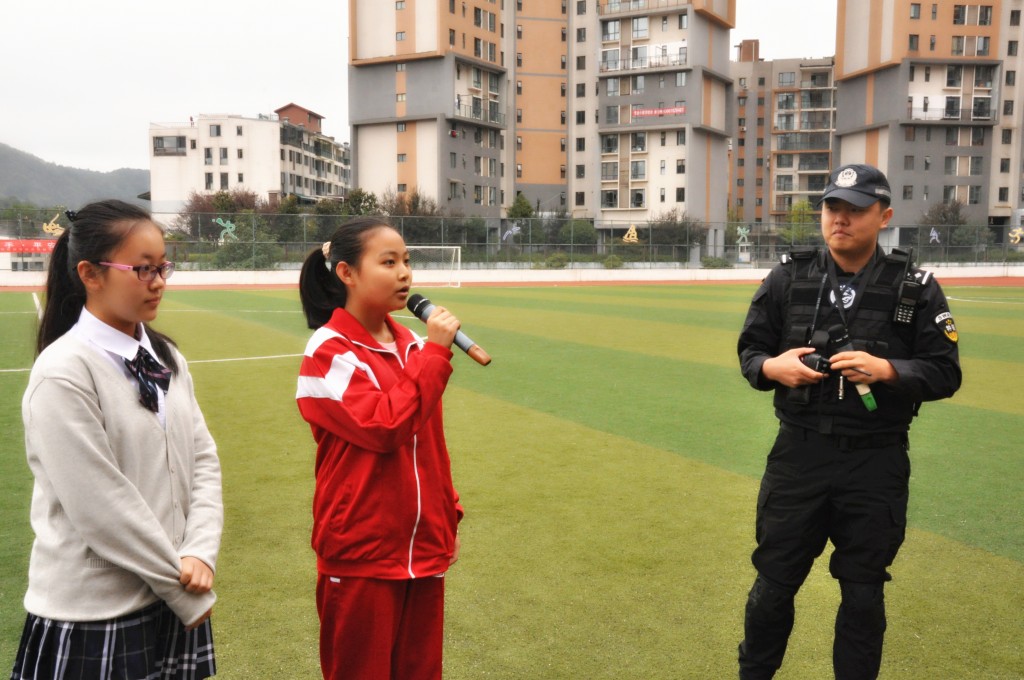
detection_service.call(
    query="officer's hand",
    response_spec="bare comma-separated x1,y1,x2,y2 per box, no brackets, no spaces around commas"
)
762,347,826,388
828,351,897,385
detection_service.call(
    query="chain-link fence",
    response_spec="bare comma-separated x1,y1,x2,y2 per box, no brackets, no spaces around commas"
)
2,209,1022,271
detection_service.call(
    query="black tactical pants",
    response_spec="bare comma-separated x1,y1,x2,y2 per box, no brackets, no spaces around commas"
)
738,424,910,680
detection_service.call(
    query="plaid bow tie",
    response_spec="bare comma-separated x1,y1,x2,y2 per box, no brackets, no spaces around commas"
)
124,347,171,413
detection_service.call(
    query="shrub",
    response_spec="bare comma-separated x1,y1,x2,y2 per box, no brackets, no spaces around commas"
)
545,252,569,269
603,255,623,269
700,256,733,269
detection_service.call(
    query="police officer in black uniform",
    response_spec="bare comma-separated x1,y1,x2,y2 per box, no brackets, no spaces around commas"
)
735,164,962,680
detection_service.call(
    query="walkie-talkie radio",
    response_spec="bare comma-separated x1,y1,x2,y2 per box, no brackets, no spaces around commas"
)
893,248,923,325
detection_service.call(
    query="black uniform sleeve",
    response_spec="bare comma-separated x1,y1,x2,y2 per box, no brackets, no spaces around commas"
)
738,266,790,391
886,277,962,403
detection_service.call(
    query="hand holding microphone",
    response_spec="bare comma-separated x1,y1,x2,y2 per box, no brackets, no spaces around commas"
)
407,293,491,366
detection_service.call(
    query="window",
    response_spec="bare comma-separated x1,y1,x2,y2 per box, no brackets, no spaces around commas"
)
906,126,916,141
904,155,915,171
1005,100,1015,116
1002,129,1013,144
220,173,228,190
209,124,221,137
903,186,914,200
516,163,522,178
910,3,920,18
631,132,646,152
1012,10,1021,26
944,156,957,175
1010,41,1020,57
970,156,983,175
977,36,990,56
397,153,407,162
601,162,618,180
909,34,919,51
947,65,962,88
396,93,406,101
575,55,584,69
953,5,965,24
946,127,959,146
630,160,646,179
778,72,795,86
972,96,992,120
971,127,984,146
575,192,585,206
576,28,586,42
601,134,618,153
576,165,585,178
396,31,406,40
675,188,686,202
1000,158,1011,173
602,20,620,41
943,185,957,202
576,0,586,14
450,152,457,169
945,96,961,118
575,111,585,124
237,173,244,183
929,35,936,51
576,137,586,151
632,16,648,39
204,173,213,190
1007,71,1017,86
679,12,688,29
204,147,212,165
630,189,645,208
952,36,964,55
979,5,992,25
601,190,618,208
925,65,931,81
968,185,981,204
237,149,243,159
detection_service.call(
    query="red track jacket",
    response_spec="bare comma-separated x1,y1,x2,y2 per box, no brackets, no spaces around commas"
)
296,308,462,579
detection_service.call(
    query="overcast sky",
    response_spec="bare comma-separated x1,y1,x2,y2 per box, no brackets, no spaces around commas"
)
0,0,836,173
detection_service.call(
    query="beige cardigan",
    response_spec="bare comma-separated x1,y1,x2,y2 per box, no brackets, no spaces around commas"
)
21,331,222,626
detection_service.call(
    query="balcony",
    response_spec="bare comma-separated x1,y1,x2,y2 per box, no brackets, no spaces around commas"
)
599,52,687,74
454,104,506,127
598,0,690,16
906,107,993,122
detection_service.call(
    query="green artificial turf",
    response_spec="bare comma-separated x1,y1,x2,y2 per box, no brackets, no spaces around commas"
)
1,284,1021,678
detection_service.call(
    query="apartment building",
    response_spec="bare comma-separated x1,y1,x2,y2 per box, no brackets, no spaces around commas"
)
149,104,349,215
348,0,513,218
575,0,735,227
834,0,1023,240
730,40,836,225
348,0,734,227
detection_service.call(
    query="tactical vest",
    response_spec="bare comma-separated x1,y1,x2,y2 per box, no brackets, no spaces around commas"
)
775,247,926,431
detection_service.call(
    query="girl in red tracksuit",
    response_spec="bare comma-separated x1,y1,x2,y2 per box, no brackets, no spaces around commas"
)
296,217,464,680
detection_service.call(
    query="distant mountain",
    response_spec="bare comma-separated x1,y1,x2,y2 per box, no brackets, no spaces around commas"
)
0,143,149,208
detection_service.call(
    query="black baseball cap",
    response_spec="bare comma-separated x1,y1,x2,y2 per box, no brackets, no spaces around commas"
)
818,164,892,207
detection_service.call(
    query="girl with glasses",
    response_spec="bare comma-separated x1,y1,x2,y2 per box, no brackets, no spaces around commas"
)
11,200,223,680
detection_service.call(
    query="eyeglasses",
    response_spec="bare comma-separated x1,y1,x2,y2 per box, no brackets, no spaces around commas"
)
96,261,176,282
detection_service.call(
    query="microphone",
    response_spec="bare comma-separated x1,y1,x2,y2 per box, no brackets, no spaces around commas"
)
828,325,876,412
407,293,491,366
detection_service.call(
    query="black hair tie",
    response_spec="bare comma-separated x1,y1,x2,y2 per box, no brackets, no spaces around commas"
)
65,210,79,222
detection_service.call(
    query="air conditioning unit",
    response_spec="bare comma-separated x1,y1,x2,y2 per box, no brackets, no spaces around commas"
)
740,126,747,132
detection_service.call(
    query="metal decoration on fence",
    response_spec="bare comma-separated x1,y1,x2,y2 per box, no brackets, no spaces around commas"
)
213,217,238,242
42,214,64,236
502,224,521,241
1010,227,1023,245
622,224,639,243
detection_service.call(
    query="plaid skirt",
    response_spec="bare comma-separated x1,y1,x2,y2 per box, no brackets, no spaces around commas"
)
10,601,215,680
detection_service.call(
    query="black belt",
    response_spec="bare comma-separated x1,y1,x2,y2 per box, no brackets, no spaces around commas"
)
779,422,906,451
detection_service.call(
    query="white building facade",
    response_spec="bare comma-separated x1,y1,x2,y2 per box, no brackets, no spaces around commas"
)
149,104,350,215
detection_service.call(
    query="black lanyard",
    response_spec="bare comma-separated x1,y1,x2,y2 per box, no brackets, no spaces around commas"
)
811,251,881,336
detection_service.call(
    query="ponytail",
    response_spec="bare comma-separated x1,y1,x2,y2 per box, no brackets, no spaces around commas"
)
298,217,393,329
299,246,347,329
37,229,85,354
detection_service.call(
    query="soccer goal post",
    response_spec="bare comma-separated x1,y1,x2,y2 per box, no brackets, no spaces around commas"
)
407,246,461,288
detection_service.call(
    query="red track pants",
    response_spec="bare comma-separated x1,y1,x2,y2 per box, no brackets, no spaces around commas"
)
316,573,445,680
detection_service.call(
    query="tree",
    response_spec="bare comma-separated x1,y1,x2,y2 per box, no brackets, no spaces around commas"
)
343,188,379,216
916,200,993,259
777,200,820,246
507,193,534,219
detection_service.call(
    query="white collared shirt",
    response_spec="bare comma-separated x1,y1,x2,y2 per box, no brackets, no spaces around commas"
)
70,308,167,426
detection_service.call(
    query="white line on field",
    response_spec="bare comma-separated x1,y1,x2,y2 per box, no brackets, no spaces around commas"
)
948,297,1024,304
32,292,42,321
0,353,304,374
